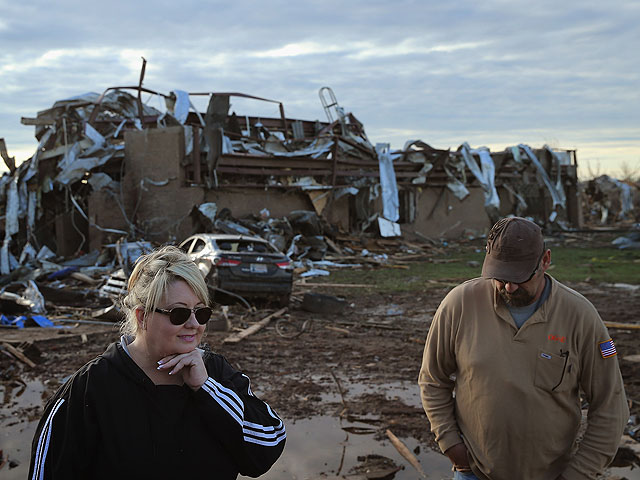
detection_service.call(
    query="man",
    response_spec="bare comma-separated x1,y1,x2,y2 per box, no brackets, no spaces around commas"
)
419,217,628,480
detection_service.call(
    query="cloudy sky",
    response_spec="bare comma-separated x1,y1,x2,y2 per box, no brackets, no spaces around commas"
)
1,0,638,179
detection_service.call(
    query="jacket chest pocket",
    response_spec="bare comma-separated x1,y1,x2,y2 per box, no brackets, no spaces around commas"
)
534,348,574,393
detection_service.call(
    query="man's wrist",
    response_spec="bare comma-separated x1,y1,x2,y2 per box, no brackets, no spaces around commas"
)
452,465,473,472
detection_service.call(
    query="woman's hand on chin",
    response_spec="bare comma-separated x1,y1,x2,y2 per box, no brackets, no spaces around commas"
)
157,349,207,390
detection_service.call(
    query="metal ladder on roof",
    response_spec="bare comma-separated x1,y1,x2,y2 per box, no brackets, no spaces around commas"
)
318,86,346,124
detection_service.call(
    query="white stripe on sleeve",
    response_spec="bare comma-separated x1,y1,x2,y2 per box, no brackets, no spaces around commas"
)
32,398,66,480
202,378,244,425
202,376,287,447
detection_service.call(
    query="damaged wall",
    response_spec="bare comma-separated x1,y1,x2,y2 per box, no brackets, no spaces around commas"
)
411,187,515,239
582,175,638,225
200,189,351,232
91,126,352,246
123,126,204,243
87,189,129,251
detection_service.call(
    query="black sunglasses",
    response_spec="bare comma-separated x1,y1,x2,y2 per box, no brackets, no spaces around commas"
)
154,306,213,325
495,250,545,285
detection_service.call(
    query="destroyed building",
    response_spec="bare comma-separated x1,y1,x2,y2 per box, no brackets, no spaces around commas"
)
0,69,584,273
581,175,639,226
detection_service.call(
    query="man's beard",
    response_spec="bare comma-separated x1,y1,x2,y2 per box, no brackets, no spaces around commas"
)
498,287,536,307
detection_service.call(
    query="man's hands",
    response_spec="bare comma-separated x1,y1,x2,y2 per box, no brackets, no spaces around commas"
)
157,349,208,391
445,443,471,471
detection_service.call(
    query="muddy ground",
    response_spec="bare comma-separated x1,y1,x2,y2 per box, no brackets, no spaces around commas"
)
2,278,640,477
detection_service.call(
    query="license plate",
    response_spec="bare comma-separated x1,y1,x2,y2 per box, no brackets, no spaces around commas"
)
250,263,268,273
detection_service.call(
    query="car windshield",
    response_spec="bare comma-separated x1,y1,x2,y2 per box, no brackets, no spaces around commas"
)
217,240,274,253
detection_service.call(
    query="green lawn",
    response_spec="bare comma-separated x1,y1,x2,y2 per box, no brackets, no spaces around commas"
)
549,247,640,284
310,246,640,293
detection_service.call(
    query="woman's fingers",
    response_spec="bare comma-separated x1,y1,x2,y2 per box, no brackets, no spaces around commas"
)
157,350,207,389
157,354,179,367
158,352,190,370
158,348,204,367
168,356,195,375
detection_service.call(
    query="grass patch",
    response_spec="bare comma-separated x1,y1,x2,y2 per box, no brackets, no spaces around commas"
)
549,247,640,285
310,246,640,293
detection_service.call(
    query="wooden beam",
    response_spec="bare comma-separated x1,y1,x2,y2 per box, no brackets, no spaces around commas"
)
385,429,427,479
1,342,36,368
295,282,370,288
604,321,640,330
222,307,287,344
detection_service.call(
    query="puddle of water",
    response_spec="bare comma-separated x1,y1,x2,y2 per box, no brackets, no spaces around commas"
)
310,376,422,406
610,467,640,480
246,378,454,479
240,414,453,480
1,380,48,479
0,419,38,479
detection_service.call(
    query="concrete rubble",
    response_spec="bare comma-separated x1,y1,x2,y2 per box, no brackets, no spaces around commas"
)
582,174,638,227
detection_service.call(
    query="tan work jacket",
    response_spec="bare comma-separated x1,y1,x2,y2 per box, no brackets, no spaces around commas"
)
419,275,628,480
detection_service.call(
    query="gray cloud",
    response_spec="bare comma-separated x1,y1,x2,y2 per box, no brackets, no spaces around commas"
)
0,0,638,175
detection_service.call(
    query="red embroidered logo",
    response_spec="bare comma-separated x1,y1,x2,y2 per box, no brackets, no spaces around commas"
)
548,334,566,343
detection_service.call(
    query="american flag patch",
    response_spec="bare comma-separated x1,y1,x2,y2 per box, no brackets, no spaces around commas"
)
599,339,617,358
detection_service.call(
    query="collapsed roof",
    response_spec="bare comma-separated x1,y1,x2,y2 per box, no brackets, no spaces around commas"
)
0,64,583,274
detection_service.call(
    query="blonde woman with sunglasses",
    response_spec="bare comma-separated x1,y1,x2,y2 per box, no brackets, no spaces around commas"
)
29,246,286,479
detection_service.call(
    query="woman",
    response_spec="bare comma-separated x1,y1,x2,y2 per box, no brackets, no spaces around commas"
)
29,246,286,479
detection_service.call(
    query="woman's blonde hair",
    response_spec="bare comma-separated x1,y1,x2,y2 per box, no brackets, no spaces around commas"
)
119,245,210,336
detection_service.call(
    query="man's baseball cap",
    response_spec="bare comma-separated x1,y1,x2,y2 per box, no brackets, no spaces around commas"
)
481,217,545,283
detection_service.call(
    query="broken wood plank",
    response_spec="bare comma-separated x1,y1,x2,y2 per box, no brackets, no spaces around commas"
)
363,323,400,330
604,321,640,330
412,230,441,246
403,241,427,251
1,350,15,360
20,116,55,126
335,320,400,331
324,325,350,335
295,282,371,288
324,236,343,255
385,429,427,478
1,342,36,368
223,307,287,344
389,253,434,260
70,272,100,284
0,138,15,173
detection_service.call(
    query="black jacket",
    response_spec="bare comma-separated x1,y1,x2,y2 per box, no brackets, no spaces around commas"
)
29,341,286,479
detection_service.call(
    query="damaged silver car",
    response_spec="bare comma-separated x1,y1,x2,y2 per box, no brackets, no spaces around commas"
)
179,234,293,306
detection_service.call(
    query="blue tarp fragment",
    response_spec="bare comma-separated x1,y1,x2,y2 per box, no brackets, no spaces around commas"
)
0,314,27,328
47,266,79,280
29,315,55,328
0,314,56,328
